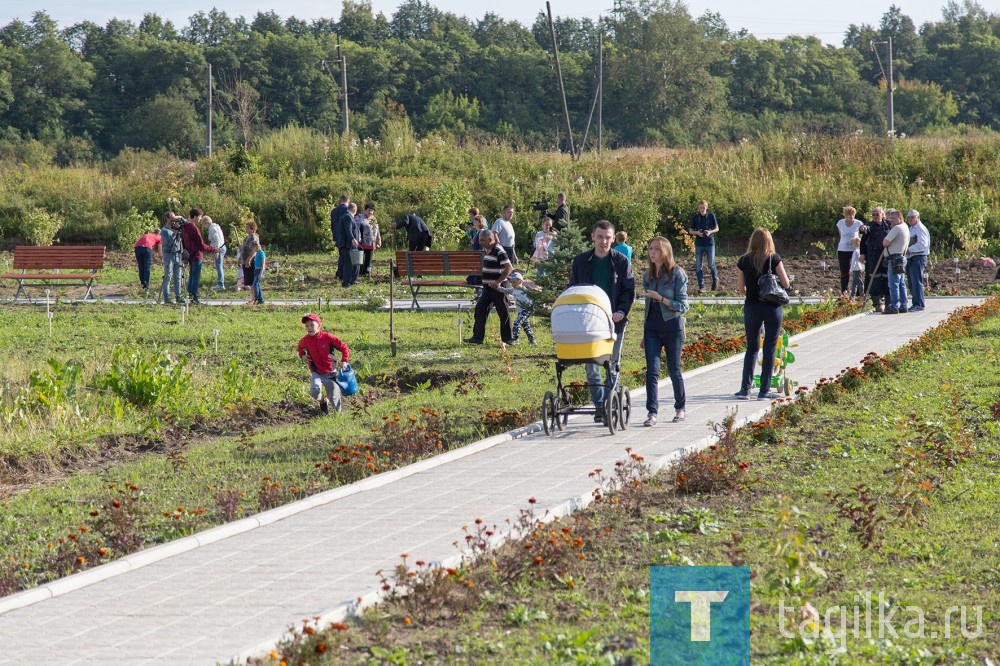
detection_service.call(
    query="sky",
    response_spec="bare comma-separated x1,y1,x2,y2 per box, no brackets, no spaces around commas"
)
0,0,951,44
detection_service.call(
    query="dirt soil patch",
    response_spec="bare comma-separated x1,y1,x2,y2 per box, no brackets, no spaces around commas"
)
0,400,313,498
696,255,996,297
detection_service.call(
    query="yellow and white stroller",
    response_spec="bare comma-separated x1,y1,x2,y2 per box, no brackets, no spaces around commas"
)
541,285,632,435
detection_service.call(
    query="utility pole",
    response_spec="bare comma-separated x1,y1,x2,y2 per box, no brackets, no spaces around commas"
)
206,63,213,157
576,31,603,159
598,31,603,154
337,44,349,136
872,38,894,137
886,37,894,138
324,48,350,137
546,1,575,158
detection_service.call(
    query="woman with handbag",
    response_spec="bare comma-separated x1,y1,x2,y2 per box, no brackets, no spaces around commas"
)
735,228,791,401
640,236,689,426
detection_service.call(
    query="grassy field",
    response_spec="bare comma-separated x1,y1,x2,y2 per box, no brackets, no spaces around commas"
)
258,297,1000,666
0,293,859,595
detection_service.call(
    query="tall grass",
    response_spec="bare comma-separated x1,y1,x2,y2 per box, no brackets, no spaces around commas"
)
2,132,999,256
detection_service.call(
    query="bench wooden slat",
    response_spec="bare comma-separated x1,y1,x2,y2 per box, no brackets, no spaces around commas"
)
5,245,106,302
1,273,100,280
393,250,484,308
12,246,105,270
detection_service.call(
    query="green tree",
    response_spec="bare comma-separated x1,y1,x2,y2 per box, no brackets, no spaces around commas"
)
893,78,958,134
533,219,593,315
421,90,480,134
0,12,94,140
119,92,204,157
604,0,725,145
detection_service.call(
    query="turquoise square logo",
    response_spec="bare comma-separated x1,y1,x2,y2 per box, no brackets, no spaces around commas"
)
650,566,750,665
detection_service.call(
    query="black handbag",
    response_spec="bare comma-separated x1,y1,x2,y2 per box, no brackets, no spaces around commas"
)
758,256,790,305
889,253,905,276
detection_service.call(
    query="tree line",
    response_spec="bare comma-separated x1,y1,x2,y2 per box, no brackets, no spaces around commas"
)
0,0,998,162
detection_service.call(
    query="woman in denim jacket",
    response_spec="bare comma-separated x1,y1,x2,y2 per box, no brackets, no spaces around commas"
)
640,236,689,426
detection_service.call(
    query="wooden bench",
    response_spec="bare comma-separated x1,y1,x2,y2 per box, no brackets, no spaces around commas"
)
394,250,483,309
2,246,106,302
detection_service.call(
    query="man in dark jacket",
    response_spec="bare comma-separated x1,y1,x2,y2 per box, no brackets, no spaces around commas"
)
549,193,570,231
330,195,350,282
336,200,361,288
396,214,432,251
861,206,890,312
568,219,635,422
179,210,218,304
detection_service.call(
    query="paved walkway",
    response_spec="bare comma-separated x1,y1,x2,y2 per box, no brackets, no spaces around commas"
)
0,297,984,665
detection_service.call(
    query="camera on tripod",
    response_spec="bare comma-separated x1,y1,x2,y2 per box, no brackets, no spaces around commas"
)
530,197,550,219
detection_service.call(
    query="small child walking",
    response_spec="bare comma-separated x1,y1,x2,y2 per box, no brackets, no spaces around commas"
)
849,235,864,299
246,240,266,304
501,271,540,345
297,313,350,414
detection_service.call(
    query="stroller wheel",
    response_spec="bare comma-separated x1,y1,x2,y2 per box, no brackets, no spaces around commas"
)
557,388,569,430
620,387,631,428
542,391,556,436
783,376,791,397
606,392,621,435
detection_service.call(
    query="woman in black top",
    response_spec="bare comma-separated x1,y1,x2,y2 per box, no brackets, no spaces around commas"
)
735,228,791,400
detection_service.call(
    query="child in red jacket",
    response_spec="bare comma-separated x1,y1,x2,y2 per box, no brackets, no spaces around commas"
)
297,313,350,414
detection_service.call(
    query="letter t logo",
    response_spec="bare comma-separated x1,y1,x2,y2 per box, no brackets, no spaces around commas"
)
674,590,729,641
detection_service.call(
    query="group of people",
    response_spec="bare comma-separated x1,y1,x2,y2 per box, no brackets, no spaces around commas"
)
837,206,931,313
330,195,384,289
136,209,266,305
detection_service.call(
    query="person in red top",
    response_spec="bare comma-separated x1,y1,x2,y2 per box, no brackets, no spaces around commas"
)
178,209,218,304
297,313,351,414
134,230,162,292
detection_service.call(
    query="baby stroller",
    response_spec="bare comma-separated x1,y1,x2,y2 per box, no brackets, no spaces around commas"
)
541,285,632,435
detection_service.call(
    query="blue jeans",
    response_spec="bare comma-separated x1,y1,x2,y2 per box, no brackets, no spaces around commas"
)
585,322,626,408
187,259,203,301
740,300,783,396
135,247,152,289
252,267,264,303
162,254,182,302
644,328,685,414
906,254,926,309
695,244,717,289
889,259,908,311
214,245,227,288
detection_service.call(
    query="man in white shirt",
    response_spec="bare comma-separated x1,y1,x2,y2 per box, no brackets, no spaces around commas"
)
492,205,517,264
882,209,911,314
203,216,226,291
904,210,930,312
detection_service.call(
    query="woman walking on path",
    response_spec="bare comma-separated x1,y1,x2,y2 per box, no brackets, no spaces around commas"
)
836,206,863,294
735,228,791,401
640,237,688,427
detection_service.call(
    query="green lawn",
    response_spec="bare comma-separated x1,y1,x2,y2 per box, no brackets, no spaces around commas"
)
263,297,1000,666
